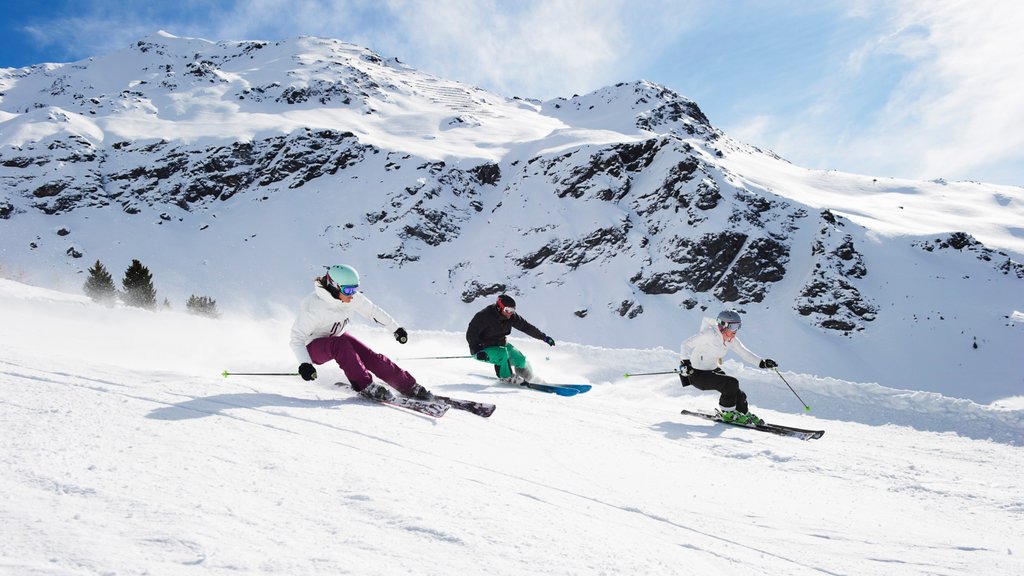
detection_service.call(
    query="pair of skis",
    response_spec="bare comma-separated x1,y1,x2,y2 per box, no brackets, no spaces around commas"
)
518,382,592,397
680,409,825,441
342,382,495,418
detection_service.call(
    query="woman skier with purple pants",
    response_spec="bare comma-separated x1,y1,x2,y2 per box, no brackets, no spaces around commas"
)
289,264,434,401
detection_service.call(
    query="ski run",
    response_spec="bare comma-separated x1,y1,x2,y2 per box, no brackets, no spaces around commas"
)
1,279,1022,575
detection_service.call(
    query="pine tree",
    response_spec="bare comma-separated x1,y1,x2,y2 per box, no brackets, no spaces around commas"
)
122,259,157,309
186,294,220,318
83,260,117,305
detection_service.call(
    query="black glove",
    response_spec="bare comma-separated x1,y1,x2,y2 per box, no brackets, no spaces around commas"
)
678,359,692,386
394,327,408,344
543,336,555,347
475,351,489,361
759,358,778,369
298,362,317,381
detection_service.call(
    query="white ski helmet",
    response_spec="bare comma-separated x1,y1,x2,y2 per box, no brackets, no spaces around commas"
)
716,309,742,332
326,264,360,287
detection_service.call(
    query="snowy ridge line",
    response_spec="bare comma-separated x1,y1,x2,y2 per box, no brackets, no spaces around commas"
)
576,348,1024,445
728,367,1024,445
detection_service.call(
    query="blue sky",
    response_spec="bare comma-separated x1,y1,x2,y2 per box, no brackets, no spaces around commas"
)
1,0,1021,186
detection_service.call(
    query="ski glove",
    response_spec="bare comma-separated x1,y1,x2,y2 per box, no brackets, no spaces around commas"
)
678,359,692,386
679,359,693,375
394,327,408,344
475,351,489,361
543,336,555,347
298,362,317,381
759,358,778,369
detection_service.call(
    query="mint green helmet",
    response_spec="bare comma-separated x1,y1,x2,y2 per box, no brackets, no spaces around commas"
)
327,264,360,287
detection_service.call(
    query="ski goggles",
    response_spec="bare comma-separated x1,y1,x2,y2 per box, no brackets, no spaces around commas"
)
718,320,741,332
339,285,359,296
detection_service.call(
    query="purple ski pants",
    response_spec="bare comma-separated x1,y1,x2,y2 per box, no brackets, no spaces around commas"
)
306,333,417,395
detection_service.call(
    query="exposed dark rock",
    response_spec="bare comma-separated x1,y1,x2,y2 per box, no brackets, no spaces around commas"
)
714,237,789,303
470,163,501,186
401,207,460,246
616,300,643,318
555,140,662,200
915,232,1024,278
796,213,877,334
641,231,747,294
517,223,631,271
461,281,507,303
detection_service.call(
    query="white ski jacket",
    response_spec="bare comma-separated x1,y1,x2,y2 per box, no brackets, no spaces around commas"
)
289,282,401,364
680,316,763,371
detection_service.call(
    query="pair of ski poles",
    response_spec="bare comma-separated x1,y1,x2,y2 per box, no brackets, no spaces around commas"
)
624,366,811,412
221,355,476,379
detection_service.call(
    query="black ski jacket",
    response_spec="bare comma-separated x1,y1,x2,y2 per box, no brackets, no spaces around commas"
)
466,304,547,354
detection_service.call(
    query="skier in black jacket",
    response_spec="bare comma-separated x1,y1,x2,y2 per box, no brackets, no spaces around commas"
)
466,294,555,384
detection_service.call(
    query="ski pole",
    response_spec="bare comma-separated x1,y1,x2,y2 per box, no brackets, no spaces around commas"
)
773,367,811,412
221,370,298,378
623,370,681,378
396,355,474,360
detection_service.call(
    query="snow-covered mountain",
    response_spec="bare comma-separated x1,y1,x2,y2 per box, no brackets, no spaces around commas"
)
1,32,1022,402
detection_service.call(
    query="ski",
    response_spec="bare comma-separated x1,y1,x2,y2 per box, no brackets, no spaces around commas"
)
680,409,824,441
520,382,591,396
434,395,496,418
336,382,450,418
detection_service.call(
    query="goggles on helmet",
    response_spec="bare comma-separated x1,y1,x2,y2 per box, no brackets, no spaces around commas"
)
718,320,741,333
324,273,358,297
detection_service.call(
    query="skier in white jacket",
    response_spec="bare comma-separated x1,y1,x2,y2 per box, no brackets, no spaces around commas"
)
679,309,777,426
290,264,433,401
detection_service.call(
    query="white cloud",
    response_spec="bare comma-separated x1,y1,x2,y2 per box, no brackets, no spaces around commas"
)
745,0,1024,184
355,0,695,100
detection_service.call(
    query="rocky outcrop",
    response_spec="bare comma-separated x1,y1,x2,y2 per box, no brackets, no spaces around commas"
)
795,211,877,334
916,232,1024,279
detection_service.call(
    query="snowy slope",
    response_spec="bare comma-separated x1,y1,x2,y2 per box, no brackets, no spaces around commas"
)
2,279,1022,575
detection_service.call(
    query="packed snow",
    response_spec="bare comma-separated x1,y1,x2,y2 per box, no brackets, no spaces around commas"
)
2,278,1021,575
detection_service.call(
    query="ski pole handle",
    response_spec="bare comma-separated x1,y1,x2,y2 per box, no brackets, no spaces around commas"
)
396,355,474,360
222,370,299,378
623,370,682,378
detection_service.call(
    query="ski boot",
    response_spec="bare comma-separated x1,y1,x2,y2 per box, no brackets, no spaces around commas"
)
716,408,764,426
358,382,395,402
407,383,435,401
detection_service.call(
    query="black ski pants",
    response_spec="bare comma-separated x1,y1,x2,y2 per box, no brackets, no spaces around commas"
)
688,368,749,413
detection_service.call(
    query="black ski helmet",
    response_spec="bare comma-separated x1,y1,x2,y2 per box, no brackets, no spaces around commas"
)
497,294,516,312
716,309,742,332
